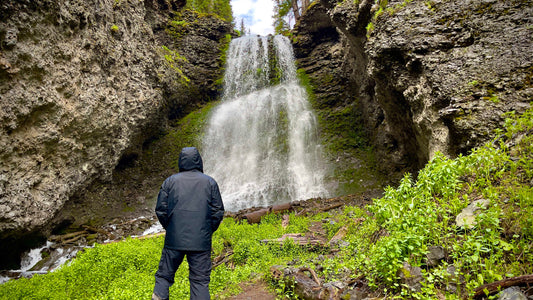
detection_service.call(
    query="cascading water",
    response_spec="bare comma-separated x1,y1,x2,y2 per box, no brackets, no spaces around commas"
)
202,35,328,211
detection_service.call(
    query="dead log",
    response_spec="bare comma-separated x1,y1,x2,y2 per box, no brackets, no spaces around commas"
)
82,225,112,237
212,249,234,268
272,203,292,213
49,231,86,243
261,233,326,247
299,267,321,285
473,274,533,299
321,203,343,212
281,214,290,228
136,232,165,240
242,203,294,224
270,266,343,300
62,235,85,245
328,226,348,246
243,208,270,224
102,232,165,244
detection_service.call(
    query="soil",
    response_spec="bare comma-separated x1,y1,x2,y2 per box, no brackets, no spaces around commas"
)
229,280,277,300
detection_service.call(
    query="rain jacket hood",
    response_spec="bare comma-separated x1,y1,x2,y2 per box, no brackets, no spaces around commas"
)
155,147,224,251
178,147,203,172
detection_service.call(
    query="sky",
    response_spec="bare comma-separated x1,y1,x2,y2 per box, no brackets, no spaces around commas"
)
231,0,275,36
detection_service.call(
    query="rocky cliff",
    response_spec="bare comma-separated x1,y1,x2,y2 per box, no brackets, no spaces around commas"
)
0,0,231,267
293,0,532,175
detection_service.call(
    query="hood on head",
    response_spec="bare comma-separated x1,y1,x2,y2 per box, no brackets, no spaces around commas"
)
178,147,204,172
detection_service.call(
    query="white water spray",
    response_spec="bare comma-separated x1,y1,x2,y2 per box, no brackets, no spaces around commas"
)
202,35,328,211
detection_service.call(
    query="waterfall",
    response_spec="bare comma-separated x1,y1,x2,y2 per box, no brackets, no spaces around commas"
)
202,35,328,211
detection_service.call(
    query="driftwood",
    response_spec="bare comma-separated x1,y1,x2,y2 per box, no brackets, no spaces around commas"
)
82,225,113,237
49,231,86,243
260,233,326,247
242,203,295,224
281,214,290,228
473,274,533,299
212,248,234,268
270,266,343,300
101,232,165,244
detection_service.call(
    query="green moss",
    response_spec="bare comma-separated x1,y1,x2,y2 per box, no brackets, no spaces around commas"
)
155,102,219,171
160,45,190,85
214,34,232,87
297,69,386,194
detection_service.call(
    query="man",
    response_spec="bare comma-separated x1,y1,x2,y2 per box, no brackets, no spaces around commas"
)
152,147,224,300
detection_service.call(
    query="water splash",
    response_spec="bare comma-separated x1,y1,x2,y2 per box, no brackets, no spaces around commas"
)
202,35,328,211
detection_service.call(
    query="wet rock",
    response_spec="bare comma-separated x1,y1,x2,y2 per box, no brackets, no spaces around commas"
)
397,262,423,292
3,28,18,47
426,245,445,267
455,199,491,228
498,286,527,300
294,0,533,179
340,288,368,300
0,0,231,268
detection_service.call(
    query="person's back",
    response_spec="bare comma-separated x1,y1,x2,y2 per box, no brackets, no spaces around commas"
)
153,147,224,300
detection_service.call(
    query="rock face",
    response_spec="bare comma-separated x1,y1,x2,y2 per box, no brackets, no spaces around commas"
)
293,0,533,175
0,0,231,267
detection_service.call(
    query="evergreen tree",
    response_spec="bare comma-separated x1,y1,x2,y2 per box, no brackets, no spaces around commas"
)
273,0,312,34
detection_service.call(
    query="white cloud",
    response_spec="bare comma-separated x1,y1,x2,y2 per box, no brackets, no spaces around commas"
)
232,0,275,36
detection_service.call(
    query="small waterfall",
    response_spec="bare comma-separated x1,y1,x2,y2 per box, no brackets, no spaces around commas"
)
202,35,328,211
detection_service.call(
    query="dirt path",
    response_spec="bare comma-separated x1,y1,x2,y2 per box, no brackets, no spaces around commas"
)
229,280,277,300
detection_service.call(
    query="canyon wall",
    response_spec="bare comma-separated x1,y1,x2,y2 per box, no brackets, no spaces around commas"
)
0,0,231,267
293,0,532,176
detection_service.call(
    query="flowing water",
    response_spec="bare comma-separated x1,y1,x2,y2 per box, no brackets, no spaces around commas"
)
202,35,328,211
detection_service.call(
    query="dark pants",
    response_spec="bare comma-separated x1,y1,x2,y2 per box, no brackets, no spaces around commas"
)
153,248,212,300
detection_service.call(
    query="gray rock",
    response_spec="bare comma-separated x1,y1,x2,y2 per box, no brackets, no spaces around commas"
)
498,286,528,300
0,0,231,267
455,199,491,228
426,245,445,266
295,0,533,178
397,262,423,292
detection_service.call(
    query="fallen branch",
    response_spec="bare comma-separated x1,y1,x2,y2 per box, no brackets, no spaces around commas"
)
82,225,112,237
321,203,343,212
473,274,533,299
281,214,290,228
102,232,165,244
260,233,326,247
299,267,321,285
49,231,86,243
212,249,234,268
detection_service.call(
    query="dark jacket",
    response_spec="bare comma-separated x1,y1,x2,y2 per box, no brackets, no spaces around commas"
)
155,147,224,251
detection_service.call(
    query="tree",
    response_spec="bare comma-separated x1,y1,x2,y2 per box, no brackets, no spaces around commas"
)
240,18,246,36
272,0,312,34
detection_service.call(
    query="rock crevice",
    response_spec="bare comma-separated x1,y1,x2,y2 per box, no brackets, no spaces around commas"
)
294,0,532,176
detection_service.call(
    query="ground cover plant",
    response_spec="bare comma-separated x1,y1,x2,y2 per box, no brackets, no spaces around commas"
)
0,106,531,299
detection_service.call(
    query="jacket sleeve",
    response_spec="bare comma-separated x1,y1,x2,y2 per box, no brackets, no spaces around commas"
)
155,180,170,229
209,180,225,232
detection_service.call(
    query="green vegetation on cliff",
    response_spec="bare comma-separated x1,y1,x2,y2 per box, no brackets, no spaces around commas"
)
184,0,232,22
297,68,387,196
1,106,531,298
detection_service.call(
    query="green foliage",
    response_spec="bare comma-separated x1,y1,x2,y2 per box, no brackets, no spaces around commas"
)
184,0,232,22
214,34,233,87
2,102,531,299
0,214,321,299
329,104,533,298
159,102,218,171
0,237,163,299
296,68,385,195
160,45,190,84
273,0,293,35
